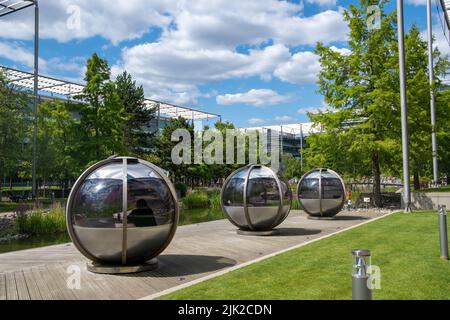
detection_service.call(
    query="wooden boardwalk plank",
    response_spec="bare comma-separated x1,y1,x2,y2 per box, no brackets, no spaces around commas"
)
0,273,6,300
22,269,42,300
5,272,18,300
14,271,30,300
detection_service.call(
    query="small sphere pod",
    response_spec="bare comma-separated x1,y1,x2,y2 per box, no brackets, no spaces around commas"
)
297,168,346,218
66,156,179,272
221,164,292,233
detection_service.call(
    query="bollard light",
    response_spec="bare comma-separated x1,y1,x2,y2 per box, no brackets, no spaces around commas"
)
351,249,372,300
438,205,449,260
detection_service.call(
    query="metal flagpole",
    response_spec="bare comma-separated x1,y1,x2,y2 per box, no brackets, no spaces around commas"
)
32,0,39,199
397,0,412,212
427,0,439,186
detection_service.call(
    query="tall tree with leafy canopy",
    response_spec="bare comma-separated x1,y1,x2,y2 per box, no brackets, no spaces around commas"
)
155,117,194,182
76,53,128,163
403,25,449,189
0,71,29,190
311,0,399,206
115,71,155,156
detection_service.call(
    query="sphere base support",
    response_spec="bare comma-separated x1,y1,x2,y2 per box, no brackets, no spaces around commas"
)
87,258,158,274
237,229,280,236
307,215,336,221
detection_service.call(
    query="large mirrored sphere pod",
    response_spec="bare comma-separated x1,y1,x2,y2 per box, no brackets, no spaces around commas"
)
66,156,179,269
221,164,292,232
297,168,346,218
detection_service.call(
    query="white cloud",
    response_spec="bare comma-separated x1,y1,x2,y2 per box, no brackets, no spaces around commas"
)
274,51,320,84
306,0,337,7
0,41,46,69
0,0,175,44
112,43,291,105
406,0,426,5
248,118,267,125
1,1,350,105
274,115,296,122
420,27,450,56
330,46,352,55
297,101,329,114
216,89,289,107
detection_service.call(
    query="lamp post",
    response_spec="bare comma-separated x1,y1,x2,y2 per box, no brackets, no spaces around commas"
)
0,1,39,199
397,0,412,213
427,0,439,187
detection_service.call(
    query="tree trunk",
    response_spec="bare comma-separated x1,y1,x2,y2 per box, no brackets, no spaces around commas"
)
372,150,382,207
413,170,420,190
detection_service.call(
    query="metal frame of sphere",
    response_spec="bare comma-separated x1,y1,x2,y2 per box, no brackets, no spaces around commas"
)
66,156,179,273
297,168,346,218
220,164,292,234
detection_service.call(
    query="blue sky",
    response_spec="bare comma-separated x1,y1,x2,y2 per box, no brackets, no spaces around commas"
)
0,0,447,128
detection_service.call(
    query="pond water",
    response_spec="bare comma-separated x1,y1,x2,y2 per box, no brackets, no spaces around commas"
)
0,233,71,254
0,208,225,254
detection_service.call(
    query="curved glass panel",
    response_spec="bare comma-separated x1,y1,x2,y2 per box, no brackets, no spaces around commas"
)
246,167,280,207
298,177,319,199
71,161,123,228
222,168,246,207
127,162,174,227
322,177,344,199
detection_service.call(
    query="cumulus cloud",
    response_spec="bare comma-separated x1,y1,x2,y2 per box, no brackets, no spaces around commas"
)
1,0,350,105
0,41,46,69
305,0,337,7
274,51,321,84
0,0,175,44
248,118,267,125
297,102,329,114
216,89,290,107
274,115,296,122
330,46,352,55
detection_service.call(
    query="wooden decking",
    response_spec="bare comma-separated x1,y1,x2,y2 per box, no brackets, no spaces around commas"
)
0,210,389,300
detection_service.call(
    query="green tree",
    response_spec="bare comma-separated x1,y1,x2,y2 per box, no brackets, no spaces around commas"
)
311,0,399,206
36,100,82,186
76,53,128,162
155,117,194,182
0,71,29,190
115,71,155,156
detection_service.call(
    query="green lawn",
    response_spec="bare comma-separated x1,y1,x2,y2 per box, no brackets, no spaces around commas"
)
161,211,450,300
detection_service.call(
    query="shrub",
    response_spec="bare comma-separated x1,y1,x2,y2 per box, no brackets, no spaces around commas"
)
175,182,188,198
16,203,66,235
183,191,210,209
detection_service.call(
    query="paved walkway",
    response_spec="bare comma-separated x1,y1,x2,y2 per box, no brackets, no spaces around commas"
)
0,209,390,300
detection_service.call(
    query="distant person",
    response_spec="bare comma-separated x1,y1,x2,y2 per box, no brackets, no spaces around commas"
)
128,199,157,226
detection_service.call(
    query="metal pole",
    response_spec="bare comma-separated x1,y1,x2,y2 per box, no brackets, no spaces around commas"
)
427,0,439,187
397,0,412,213
438,205,449,260
352,249,372,300
300,124,304,172
32,1,39,200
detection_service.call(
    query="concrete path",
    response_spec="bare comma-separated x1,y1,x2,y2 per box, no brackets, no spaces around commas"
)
0,209,390,300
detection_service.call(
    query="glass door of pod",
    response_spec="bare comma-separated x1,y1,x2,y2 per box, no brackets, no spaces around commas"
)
66,157,179,268
221,164,292,233
297,168,346,218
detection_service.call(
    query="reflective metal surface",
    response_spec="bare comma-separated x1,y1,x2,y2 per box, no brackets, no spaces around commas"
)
221,165,292,231
297,168,345,217
66,157,179,265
